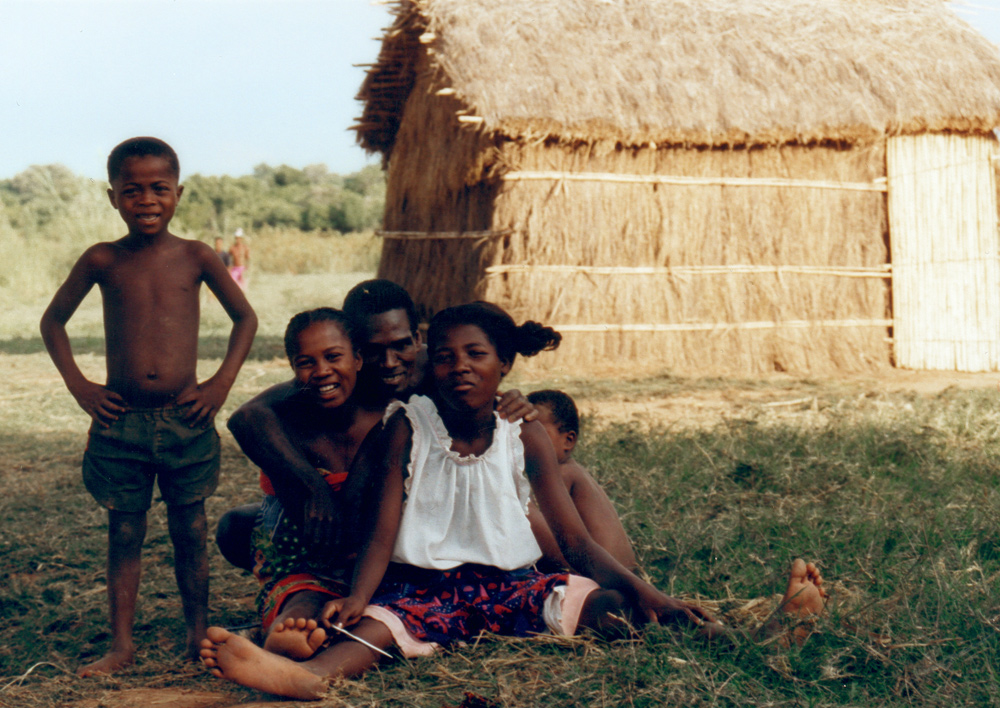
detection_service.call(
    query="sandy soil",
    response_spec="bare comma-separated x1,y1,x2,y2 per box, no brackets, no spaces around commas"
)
573,369,999,429
72,688,309,708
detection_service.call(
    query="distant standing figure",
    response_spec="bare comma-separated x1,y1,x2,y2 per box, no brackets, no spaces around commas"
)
229,228,250,291
214,237,232,268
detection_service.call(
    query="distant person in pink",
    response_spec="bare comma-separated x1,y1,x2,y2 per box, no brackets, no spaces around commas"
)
228,228,250,290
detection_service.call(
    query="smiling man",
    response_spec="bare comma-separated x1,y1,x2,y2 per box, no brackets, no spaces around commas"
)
343,279,428,402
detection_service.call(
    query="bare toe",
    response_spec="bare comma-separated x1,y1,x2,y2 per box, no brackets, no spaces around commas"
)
203,626,328,699
264,616,328,660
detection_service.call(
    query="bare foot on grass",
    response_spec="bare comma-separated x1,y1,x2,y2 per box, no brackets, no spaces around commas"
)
263,617,328,660
77,645,136,677
200,626,328,700
776,558,828,646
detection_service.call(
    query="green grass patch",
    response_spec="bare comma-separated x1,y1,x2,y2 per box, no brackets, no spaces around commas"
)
2,346,999,705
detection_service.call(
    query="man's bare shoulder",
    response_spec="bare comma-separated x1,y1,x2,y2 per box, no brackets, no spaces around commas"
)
233,380,300,417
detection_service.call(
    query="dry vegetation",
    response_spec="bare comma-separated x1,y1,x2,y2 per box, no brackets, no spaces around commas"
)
2,333,999,706
1,225,999,707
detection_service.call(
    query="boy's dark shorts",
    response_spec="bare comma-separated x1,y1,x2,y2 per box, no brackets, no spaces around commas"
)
82,407,220,513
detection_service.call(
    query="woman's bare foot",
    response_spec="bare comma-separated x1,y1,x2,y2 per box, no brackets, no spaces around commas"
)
77,644,136,677
776,558,828,646
263,617,328,660
200,626,328,700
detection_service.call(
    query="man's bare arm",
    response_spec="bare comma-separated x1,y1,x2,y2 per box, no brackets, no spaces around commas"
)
227,381,340,549
496,389,538,422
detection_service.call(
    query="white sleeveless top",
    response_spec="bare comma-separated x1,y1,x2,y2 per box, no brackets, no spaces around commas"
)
385,395,543,570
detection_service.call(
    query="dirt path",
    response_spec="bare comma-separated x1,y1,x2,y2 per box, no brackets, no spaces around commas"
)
572,369,999,429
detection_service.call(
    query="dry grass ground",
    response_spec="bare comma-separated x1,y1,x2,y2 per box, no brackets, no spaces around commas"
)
2,270,999,707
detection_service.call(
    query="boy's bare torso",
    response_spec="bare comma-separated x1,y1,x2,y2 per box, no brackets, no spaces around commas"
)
96,234,206,407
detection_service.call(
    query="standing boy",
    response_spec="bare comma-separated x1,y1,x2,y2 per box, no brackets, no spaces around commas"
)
40,137,258,676
214,236,232,268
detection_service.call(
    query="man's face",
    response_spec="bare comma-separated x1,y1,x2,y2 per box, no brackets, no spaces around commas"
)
361,308,421,395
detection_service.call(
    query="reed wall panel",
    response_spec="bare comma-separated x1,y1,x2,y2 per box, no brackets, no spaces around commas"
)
888,133,1000,372
482,142,890,374
377,65,504,319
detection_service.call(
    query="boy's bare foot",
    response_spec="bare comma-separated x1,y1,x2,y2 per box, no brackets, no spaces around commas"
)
77,645,136,677
263,617,328,660
200,626,328,700
776,558,828,646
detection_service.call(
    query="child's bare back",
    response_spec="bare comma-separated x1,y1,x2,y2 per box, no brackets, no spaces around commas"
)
558,456,638,571
527,390,638,572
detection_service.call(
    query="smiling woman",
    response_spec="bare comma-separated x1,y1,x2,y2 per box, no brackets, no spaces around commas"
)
243,308,384,660
287,311,363,409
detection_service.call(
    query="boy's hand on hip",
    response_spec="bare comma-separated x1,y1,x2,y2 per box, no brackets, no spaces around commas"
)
72,381,126,427
178,379,230,427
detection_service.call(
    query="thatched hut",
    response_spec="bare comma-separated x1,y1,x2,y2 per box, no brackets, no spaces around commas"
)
355,0,1000,374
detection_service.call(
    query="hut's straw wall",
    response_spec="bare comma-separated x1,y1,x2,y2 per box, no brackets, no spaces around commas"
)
888,132,1000,371
480,140,890,375
377,65,503,319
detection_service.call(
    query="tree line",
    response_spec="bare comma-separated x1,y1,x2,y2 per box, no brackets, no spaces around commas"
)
0,162,386,237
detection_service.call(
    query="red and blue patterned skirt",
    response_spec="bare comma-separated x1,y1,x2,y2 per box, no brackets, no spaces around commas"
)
368,562,569,647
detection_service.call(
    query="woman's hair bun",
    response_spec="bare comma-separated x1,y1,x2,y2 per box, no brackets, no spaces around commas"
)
514,320,561,358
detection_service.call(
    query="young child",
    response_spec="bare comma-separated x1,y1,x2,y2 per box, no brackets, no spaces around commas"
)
202,302,826,700
526,389,638,573
40,137,258,676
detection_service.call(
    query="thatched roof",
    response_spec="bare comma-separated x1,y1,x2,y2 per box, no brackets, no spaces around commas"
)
356,0,1000,153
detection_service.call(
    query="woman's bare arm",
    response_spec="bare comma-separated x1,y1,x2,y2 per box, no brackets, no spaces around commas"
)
323,410,410,627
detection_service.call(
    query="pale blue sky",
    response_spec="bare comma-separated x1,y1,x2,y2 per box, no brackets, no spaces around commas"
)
2,0,999,181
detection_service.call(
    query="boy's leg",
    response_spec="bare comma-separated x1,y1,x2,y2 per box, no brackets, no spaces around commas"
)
201,618,392,700
757,558,828,646
167,500,209,660
79,509,147,677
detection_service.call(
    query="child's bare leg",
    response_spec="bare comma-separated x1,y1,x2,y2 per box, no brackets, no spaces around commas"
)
263,590,330,659
760,558,828,646
79,509,146,677
167,501,209,660
200,619,392,699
